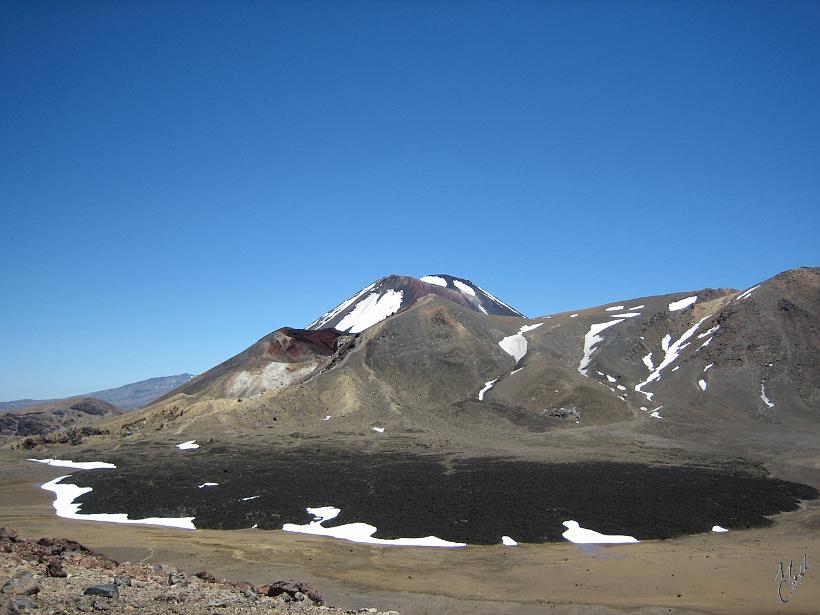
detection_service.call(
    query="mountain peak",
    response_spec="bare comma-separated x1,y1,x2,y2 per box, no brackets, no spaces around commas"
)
306,274,524,333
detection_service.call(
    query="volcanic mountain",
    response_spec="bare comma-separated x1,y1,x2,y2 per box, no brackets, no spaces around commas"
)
103,267,818,458
306,274,524,332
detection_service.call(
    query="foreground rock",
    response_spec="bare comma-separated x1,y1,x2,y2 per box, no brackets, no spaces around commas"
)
0,527,399,614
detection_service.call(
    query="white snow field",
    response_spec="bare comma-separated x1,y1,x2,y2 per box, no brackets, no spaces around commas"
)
28,459,116,470
578,320,624,376
335,290,404,333
420,275,447,287
635,316,712,401
40,476,196,530
668,295,698,311
561,520,639,544
453,279,476,296
499,323,543,364
478,379,498,401
735,285,760,301
283,506,466,547
307,281,378,329
761,383,775,408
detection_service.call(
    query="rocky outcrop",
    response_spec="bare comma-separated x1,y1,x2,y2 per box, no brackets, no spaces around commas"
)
0,527,398,614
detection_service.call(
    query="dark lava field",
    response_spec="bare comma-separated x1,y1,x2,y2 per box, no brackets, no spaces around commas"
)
56,445,818,545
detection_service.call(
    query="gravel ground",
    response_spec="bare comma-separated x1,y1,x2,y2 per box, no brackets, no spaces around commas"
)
0,527,399,615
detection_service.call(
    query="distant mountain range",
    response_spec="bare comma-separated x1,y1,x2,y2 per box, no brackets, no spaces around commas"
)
0,374,194,413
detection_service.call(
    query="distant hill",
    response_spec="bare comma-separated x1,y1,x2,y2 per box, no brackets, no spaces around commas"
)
0,397,121,442
0,374,194,413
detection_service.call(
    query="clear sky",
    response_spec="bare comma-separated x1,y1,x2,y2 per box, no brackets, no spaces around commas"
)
1,1,818,400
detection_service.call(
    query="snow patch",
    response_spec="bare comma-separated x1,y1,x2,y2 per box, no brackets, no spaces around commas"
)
501,536,518,546
578,320,624,376
241,496,260,501
704,363,713,372
712,525,729,533
605,306,624,312
40,476,196,530
760,384,774,408
176,441,199,450
323,415,332,421
198,482,218,488
569,314,579,318
478,379,498,401
371,427,385,433
735,285,760,301
635,316,711,401
499,323,543,365
561,521,638,544
698,325,720,339
308,281,378,329
335,290,404,333
283,506,465,548
642,353,654,371
698,379,707,392
420,275,447,287
629,305,645,310
28,459,116,470
453,279,476,296
612,312,641,318
669,296,697,311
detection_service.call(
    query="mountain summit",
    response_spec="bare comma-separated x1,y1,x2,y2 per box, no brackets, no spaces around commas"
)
151,274,522,401
306,274,524,332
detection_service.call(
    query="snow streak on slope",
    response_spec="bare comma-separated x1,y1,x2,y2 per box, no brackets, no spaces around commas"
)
473,282,526,317
308,281,379,329
761,384,775,408
420,275,447,287
578,320,625,376
453,279,476,296
499,324,543,364
669,296,698,311
335,290,404,333
735,285,760,301
478,379,498,401
635,316,711,401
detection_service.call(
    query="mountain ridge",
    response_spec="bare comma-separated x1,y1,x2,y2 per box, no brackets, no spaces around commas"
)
0,374,195,414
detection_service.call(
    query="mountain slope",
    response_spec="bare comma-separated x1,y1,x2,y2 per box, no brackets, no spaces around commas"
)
90,267,819,458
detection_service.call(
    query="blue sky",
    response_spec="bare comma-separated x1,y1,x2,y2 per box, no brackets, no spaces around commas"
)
1,1,818,399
